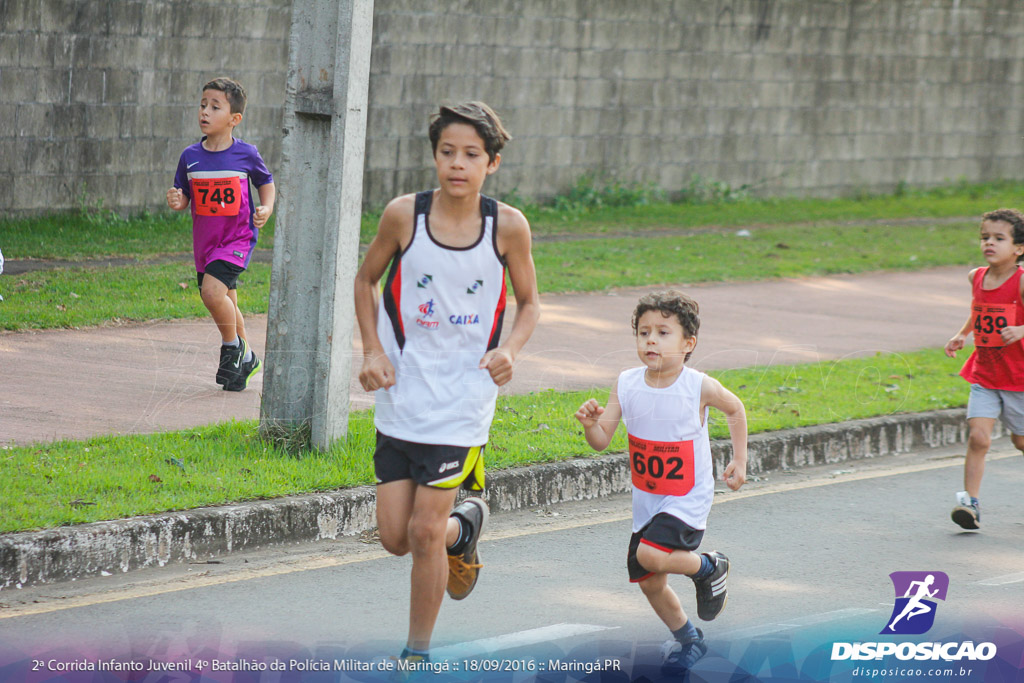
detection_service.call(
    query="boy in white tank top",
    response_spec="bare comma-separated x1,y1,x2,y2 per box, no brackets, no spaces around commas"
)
575,290,748,672
354,102,540,665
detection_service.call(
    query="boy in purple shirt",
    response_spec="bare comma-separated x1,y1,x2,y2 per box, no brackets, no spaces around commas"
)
167,77,275,391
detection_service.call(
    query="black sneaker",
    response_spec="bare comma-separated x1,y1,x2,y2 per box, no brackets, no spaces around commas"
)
661,628,708,672
951,491,980,530
224,341,262,392
693,551,729,621
217,341,244,385
446,497,488,600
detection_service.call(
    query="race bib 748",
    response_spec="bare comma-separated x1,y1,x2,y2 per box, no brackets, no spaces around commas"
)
628,434,695,496
191,177,242,216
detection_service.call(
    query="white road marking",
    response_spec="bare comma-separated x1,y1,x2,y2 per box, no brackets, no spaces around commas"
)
977,571,1024,586
433,623,617,660
721,608,878,640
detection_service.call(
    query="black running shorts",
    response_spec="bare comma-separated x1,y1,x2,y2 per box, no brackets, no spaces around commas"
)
198,259,245,290
373,431,485,491
627,513,704,583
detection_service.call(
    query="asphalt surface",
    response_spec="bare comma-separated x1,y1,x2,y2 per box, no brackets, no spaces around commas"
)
2,443,1021,677
1,266,970,446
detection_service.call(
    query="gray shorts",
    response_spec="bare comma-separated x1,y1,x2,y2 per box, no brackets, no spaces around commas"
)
966,384,1024,435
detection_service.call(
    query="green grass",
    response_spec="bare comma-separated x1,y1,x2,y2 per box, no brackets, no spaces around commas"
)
0,263,271,331
534,223,976,292
0,348,966,533
6,180,1021,260
0,210,282,261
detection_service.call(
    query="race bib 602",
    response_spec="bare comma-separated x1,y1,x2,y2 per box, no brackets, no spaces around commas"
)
628,434,695,496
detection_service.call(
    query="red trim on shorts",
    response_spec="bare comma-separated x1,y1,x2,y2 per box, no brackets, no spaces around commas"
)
640,538,675,554
630,571,655,584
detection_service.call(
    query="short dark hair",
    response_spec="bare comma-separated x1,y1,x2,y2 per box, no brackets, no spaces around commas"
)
203,77,247,114
632,290,700,362
428,101,511,163
982,208,1024,263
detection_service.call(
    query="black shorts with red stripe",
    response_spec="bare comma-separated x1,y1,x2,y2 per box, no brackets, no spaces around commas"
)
627,512,704,583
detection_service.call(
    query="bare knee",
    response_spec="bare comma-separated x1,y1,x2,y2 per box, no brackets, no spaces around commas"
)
1012,433,1024,453
638,572,667,597
636,544,666,574
407,515,446,556
378,528,410,556
967,428,991,453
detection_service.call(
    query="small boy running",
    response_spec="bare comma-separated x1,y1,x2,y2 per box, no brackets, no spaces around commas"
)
944,209,1024,530
575,290,747,671
354,102,540,664
166,77,275,391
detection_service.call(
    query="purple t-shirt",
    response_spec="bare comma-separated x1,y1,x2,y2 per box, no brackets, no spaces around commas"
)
173,137,273,272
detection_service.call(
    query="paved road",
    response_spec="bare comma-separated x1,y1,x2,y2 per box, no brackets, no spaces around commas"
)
1,442,1020,680
1,267,970,446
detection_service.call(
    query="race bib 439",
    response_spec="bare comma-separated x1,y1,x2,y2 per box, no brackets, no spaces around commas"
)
972,301,1019,347
192,177,242,216
628,434,695,496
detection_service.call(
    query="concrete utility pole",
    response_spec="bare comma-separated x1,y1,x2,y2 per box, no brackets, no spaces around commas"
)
260,0,374,450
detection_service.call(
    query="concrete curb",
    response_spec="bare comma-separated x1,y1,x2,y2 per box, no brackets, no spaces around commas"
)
0,409,981,591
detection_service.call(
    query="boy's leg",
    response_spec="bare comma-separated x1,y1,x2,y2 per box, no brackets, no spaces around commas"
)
227,289,247,345
636,570,708,670
963,417,996,498
634,515,729,622
636,544,701,577
638,572,686,631
199,275,239,343
405,484,460,651
376,479,418,556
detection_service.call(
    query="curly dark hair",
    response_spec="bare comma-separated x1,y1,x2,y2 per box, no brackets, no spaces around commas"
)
202,77,247,114
631,290,700,362
428,101,511,163
982,209,1024,263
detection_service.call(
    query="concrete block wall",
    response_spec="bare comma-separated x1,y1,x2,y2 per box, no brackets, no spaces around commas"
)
0,0,289,214
3,0,1024,214
365,0,1024,204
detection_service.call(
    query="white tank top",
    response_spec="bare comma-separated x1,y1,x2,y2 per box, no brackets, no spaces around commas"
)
374,191,507,446
617,365,715,531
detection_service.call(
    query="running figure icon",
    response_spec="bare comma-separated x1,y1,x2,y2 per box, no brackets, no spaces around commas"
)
888,575,938,631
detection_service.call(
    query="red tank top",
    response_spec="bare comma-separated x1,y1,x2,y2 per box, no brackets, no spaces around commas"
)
960,266,1024,391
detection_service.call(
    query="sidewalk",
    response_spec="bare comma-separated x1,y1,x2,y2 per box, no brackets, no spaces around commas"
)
2,266,968,446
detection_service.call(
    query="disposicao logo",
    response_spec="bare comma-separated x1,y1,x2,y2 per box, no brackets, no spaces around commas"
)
882,571,948,635
831,571,997,663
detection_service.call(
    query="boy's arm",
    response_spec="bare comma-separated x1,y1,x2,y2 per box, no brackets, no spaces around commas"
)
574,383,623,451
253,182,276,229
482,205,540,386
701,375,748,491
945,268,979,356
353,196,414,391
167,153,191,211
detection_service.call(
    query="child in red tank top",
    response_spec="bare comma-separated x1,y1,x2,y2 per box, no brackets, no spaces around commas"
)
944,209,1024,530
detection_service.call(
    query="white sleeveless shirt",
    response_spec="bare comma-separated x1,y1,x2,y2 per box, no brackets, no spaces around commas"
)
617,365,715,531
374,191,507,446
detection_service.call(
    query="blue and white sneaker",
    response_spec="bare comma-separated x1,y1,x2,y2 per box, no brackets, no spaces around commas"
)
661,628,708,671
951,491,980,530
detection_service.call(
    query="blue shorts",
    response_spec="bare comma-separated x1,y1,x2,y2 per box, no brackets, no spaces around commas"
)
966,384,1024,435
